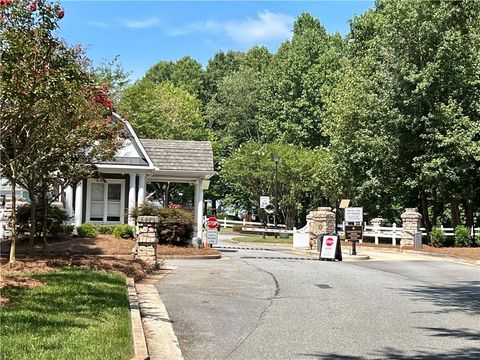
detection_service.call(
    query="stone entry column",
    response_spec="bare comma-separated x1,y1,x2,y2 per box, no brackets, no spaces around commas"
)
401,208,422,247
134,216,159,263
307,207,336,247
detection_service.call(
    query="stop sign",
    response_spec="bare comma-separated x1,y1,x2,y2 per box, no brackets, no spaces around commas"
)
206,217,218,229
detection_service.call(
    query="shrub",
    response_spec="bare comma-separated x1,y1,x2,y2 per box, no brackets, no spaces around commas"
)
113,224,135,239
430,226,446,247
77,223,97,238
97,225,116,234
232,225,243,233
156,207,193,245
130,203,158,219
454,225,471,247
16,203,71,237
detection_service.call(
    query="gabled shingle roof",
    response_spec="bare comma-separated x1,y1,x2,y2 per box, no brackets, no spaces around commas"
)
140,139,214,172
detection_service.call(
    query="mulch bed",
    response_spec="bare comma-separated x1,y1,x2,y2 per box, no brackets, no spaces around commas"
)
0,234,220,306
358,243,480,261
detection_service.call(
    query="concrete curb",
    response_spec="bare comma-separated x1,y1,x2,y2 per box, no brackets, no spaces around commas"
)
160,254,222,260
136,280,184,360
126,278,149,360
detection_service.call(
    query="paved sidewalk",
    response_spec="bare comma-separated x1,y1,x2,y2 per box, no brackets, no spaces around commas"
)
135,268,184,360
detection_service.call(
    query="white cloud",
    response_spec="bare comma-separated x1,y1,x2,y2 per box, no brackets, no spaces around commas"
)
121,17,160,29
224,11,293,43
88,21,110,29
168,10,293,43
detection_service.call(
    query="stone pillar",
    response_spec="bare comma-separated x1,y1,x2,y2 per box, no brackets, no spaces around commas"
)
401,208,422,247
128,173,137,226
307,207,336,247
371,217,384,229
74,181,83,227
134,216,159,263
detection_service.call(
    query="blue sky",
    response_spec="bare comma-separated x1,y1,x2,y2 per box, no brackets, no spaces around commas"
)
60,1,374,80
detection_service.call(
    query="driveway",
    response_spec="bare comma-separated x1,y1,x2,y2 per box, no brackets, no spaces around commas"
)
156,239,480,359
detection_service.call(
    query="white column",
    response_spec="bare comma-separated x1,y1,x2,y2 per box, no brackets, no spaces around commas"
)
128,173,137,225
65,186,73,221
74,181,83,227
194,180,204,241
138,173,146,205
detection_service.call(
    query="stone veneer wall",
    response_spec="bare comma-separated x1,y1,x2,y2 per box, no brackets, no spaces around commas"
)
400,208,422,247
134,216,159,262
307,207,336,246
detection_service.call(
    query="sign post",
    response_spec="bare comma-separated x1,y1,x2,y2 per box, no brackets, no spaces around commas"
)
205,217,218,247
344,207,363,255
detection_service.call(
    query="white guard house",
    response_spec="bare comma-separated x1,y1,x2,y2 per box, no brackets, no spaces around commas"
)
64,115,215,240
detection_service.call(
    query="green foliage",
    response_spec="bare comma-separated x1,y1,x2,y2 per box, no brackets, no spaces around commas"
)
221,142,335,228
430,227,446,248
113,224,135,239
156,208,194,245
16,204,70,237
129,204,193,244
76,223,98,239
96,224,116,234
119,81,211,141
454,226,471,248
144,56,203,98
130,202,158,218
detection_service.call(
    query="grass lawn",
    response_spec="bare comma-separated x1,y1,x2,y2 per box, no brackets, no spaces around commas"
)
231,234,293,244
0,268,133,360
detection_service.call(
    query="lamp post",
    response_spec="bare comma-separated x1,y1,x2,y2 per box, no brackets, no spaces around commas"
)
273,154,280,238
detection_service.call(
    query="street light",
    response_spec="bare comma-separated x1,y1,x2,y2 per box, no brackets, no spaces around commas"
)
273,154,280,238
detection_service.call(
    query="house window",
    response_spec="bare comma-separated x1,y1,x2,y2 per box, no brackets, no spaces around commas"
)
86,179,125,224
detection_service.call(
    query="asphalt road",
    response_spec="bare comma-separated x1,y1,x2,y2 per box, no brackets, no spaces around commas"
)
157,239,480,360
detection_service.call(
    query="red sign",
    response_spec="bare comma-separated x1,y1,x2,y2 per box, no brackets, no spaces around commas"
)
206,217,218,229
326,237,334,246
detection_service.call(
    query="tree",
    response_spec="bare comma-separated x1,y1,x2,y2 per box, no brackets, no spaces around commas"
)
0,0,122,261
324,0,480,227
119,81,211,141
144,56,203,99
221,142,334,228
256,13,346,148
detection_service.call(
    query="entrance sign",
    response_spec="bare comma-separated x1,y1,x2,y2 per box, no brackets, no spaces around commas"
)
345,225,363,241
206,217,218,229
206,229,218,244
345,207,363,223
260,196,270,209
320,235,339,260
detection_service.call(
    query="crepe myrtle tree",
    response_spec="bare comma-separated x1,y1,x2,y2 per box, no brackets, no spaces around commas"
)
0,0,123,262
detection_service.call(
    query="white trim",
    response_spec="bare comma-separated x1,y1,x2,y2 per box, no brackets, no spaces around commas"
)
113,113,155,169
128,173,136,225
75,181,83,227
85,178,125,224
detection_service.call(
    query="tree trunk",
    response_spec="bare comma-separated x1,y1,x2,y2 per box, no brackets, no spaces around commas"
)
9,179,17,264
211,198,217,216
42,189,48,251
28,191,36,257
451,198,461,229
463,199,474,228
420,191,432,232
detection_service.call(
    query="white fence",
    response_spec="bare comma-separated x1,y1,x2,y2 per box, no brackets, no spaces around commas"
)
216,217,286,229
338,223,479,246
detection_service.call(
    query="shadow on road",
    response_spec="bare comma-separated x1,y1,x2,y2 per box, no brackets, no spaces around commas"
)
397,281,480,315
299,347,480,359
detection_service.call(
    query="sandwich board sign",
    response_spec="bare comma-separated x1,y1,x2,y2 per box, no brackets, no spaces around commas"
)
345,207,363,223
319,235,340,260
